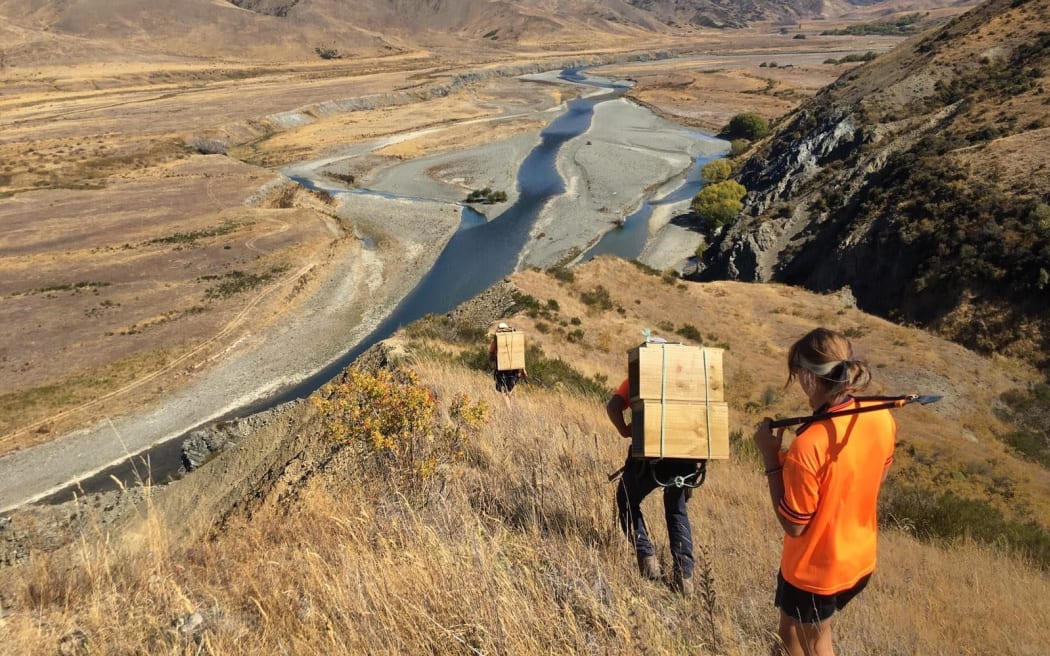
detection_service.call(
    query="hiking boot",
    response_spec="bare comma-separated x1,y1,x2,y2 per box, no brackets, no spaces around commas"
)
673,570,695,595
637,554,661,580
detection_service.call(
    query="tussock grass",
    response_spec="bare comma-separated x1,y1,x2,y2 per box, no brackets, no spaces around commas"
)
3,357,1050,654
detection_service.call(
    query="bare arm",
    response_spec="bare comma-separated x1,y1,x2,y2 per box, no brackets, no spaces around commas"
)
605,395,631,438
754,418,806,538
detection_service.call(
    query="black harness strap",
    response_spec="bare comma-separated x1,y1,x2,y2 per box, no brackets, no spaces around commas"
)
650,459,707,489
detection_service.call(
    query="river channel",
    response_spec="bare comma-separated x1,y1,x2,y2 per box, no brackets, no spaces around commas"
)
45,68,725,500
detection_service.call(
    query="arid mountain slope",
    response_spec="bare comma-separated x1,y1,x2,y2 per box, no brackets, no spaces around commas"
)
0,0,970,63
698,0,1050,364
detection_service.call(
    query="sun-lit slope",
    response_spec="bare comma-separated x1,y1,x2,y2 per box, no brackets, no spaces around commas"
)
500,258,1050,527
4,259,1050,653
0,0,400,63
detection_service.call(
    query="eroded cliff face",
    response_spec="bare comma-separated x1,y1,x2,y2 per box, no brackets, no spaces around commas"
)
696,0,1050,363
699,95,936,306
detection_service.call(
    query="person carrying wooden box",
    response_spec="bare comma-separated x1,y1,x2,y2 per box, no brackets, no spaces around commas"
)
606,336,726,595
488,322,527,396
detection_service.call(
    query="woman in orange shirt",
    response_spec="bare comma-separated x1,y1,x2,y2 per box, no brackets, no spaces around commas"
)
753,328,896,656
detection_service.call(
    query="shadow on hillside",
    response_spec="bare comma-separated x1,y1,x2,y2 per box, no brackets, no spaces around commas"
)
668,210,709,235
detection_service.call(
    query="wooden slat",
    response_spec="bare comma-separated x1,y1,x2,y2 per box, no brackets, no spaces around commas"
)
495,331,525,370
627,343,724,402
629,399,730,460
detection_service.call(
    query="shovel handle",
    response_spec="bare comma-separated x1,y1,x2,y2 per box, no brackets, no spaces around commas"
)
768,395,922,429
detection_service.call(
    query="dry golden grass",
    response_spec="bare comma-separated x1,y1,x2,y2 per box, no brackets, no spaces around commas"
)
510,258,1050,527
2,354,1049,655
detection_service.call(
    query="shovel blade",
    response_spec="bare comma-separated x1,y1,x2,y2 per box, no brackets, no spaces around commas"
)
912,395,943,405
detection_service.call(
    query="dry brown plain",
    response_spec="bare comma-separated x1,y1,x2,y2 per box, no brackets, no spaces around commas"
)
0,22,913,459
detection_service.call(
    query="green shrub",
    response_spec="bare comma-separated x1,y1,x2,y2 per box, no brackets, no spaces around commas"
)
995,383,1050,468
761,386,779,408
701,159,732,183
203,266,288,299
549,267,575,283
725,113,769,141
675,324,703,343
512,291,556,320
404,314,489,345
629,260,662,276
314,368,487,497
579,285,613,310
729,139,750,157
880,482,1050,568
691,180,747,228
465,187,507,204
148,219,242,246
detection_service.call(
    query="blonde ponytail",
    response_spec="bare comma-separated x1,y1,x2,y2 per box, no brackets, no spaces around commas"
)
786,328,871,397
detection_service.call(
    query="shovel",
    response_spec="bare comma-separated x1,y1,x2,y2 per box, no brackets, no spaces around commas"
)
767,394,943,429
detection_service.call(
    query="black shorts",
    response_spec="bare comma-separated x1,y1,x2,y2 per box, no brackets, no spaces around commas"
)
775,571,871,624
494,369,519,393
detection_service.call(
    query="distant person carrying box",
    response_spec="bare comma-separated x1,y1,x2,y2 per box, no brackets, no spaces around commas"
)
488,322,527,396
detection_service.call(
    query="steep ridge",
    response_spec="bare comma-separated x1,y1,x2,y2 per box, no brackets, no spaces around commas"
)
697,0,1050,364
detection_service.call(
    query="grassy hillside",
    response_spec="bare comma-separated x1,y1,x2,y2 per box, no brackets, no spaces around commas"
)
3,257,1049,654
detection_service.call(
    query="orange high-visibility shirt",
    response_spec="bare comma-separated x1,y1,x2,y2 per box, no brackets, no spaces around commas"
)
778,398,896,594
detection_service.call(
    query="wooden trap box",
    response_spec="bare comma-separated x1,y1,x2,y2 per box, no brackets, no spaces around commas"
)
494,331,525,371
629,399,730,460
627,342,728,460
628,343,724,403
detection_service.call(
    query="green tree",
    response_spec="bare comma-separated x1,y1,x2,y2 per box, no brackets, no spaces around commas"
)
701,159,732,183
726,113,769,141
691,180,747,228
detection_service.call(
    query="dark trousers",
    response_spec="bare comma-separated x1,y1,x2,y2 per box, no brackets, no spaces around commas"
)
616,458,697,577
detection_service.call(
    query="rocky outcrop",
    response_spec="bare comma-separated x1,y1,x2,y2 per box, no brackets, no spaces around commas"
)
698,98,880,283
695,0,1050,362
177,401,291,474
445,279,520,328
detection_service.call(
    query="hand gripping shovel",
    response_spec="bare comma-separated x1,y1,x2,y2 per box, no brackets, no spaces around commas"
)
767,394,942,429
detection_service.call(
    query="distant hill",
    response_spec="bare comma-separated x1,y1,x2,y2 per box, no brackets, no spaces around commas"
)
0,0,972,64
698,0,1050,365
